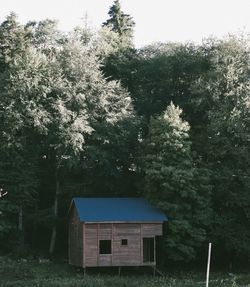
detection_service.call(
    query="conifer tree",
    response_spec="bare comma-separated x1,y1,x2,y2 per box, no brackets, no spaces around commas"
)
140,103,210,261
102,0,135,46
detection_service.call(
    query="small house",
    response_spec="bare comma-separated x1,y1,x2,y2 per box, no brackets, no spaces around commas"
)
68,197,167,269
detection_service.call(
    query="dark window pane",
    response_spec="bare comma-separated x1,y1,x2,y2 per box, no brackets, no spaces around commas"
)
99,240,111,254
143,237,155,262
121,239,128,246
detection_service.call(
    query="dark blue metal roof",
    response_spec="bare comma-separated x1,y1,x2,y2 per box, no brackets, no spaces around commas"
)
72,197,167,222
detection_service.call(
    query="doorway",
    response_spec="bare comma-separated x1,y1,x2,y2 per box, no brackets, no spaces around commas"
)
143,237,155,263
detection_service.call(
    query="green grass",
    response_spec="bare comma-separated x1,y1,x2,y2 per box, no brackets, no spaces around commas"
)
0,256,250,287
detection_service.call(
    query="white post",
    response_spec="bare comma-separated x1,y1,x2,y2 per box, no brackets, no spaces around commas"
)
206,242,212,287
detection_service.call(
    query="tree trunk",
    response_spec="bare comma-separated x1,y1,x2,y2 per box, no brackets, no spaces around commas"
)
31,203,38,250
49,171,60,254
18,205,25,248
18,206,23,231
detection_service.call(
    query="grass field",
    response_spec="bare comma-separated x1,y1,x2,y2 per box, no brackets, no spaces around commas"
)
0,256,250,287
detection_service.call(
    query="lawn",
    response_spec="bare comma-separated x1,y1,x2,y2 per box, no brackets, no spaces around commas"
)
0,256,249,287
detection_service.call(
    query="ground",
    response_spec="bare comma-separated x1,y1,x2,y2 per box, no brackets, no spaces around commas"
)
0,256,250,287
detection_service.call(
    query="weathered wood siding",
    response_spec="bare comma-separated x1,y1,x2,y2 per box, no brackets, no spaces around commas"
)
68,205,83,267
83,223,163,267
113,223,141,266
84,223,98,267
142,223,162,237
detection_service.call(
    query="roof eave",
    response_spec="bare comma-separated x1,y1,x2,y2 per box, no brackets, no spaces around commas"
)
79,220,167,224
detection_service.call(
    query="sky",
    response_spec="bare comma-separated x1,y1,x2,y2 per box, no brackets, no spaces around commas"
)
1,0,250,47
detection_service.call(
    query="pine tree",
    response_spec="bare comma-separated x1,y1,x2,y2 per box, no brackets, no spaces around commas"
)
102,0,135,46
140,103,210,261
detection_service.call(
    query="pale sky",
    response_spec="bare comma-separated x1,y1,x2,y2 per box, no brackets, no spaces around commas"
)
1,0,250,47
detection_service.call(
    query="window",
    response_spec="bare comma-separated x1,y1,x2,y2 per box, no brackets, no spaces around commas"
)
121,239,128,246
99,240,111,254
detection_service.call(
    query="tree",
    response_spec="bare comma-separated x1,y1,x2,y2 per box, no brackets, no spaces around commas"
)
61,32,138,194
0,13,138,255
195,36,250,264
140,103,211,262
0,12,30,65
25,19,65,56
0,14,90,253
0,14,41,250
102,0,135,47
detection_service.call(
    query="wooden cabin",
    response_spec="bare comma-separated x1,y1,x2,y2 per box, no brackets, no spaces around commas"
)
68,197,167,269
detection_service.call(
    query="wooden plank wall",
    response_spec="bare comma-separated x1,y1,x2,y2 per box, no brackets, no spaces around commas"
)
142,223,162,237
84,224,98,267
68,206,83,267
113,223,141,266
98,224,112,266
83,223,163,267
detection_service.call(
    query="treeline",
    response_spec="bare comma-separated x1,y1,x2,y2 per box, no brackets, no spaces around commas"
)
0,1,250,268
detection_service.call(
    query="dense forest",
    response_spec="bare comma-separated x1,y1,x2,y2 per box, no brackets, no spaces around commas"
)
0,0,249,268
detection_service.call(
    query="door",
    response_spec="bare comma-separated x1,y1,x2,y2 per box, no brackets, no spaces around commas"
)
143,237,155,263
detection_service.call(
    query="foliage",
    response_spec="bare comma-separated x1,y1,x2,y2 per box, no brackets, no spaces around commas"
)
0,13,137,255
102,0,135,47
103,42,210,122
139,103,211,261
0,3,250,267
193,36,250,263
0,13,41,251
